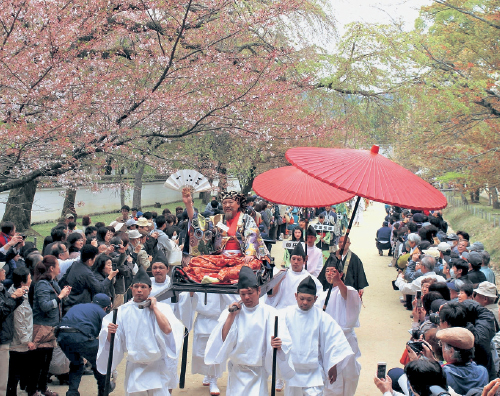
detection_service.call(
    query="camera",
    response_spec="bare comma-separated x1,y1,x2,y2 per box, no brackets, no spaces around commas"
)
429,312,440,325
407,341,424,354
20,234,26,240
429,385,451,396
113,244,122,250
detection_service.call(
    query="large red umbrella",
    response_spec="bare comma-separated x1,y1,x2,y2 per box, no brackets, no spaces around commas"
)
286,145,447,211
286,144,447,310
253,166,354,207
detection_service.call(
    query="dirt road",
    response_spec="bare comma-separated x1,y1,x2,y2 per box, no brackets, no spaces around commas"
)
51,202,411,396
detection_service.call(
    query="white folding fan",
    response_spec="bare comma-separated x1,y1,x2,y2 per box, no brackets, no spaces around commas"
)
164,169,211,193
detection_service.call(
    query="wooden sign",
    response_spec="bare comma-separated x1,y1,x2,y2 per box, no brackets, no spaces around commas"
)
282,240,300,249
313,224,334,232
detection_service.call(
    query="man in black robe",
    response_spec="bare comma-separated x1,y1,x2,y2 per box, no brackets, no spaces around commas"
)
317,235,368,298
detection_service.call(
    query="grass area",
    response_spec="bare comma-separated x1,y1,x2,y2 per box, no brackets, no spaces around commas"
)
29,198,203,251
445,192,500,222
443,203,500,272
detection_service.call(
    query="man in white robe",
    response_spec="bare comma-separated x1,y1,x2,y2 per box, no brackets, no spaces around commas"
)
283,276,354,396
205,266,295,396
149,261,198,331
267,240,322,391
316,256,362,396
149,261,198,391
304,225,323,277
266,241,323,310
192,292,239,395
96,266,184,396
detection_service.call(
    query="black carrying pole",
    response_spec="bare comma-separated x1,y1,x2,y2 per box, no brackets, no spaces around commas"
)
323,196,361,311
104,309,118,396
179,327,189,388
271,315,279,396
304,219,309,271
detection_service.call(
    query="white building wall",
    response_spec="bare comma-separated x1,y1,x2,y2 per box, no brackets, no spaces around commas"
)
0,178,241,223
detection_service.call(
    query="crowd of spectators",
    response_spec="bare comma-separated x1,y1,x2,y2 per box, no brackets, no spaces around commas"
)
0,203,192,396
374,206,500,396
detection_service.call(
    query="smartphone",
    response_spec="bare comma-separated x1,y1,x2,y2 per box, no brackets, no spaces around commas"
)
377,362,386,379
416,290,422,308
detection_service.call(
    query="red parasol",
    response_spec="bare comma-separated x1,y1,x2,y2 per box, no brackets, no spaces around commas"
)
253,166,354,207
286,144,447,311
285,145,447,211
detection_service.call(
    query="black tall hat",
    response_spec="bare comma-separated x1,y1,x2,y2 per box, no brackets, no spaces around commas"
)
132,265,152,286
325,255,343,273
237,265,258,290
306,225,317,237
297,275,317,295
291,241,306,259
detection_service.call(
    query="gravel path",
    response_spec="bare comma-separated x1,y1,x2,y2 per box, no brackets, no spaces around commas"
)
49,201,411,396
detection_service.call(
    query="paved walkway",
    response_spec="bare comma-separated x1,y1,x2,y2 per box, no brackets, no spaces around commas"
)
51,202,411,395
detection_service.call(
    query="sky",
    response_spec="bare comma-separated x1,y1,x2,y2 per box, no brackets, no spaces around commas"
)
330,0,433,32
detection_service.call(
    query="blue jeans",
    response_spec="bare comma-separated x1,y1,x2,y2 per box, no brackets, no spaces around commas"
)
58,333,106,396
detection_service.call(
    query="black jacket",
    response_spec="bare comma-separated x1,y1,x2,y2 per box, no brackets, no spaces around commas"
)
109,252,129,295
461,300,497,380
0,285,23,344
62,261,111,314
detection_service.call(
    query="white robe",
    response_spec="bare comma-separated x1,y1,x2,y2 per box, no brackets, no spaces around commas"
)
150,276,198,331
205,303,295,396
96,301,184,396
266,269,323,310
305,245,323,277
316,287,362,396
150,276,197,389
282,305,353,395
192,293,237,377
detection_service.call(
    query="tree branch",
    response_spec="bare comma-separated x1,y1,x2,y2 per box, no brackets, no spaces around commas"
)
434,0,500,30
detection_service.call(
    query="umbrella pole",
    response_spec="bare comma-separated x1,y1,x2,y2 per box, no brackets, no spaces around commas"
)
323,196,361,312
104,309,118,396
304,218,309,271
340,196,361,255
305,242,308,271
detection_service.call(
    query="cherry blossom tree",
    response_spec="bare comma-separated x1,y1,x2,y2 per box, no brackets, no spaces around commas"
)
0,0,335,228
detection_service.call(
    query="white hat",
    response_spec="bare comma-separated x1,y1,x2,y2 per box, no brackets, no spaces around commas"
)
437,242,450,252
136,217,151,227
0,262,6,270
128,230,141,239
126,219,138,227
114,223,125,232
474,281,498,299
422,247,440,259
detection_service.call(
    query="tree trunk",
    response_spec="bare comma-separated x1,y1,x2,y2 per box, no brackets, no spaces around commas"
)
474,189,480,203
61,188,77,220
460,192,469,205
132,162,146,210
104,158,113,175
217,163,228,193
200,191,211,204
2,180,37,232
240,166,256,196
492,187,500,209
119,168,126,207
